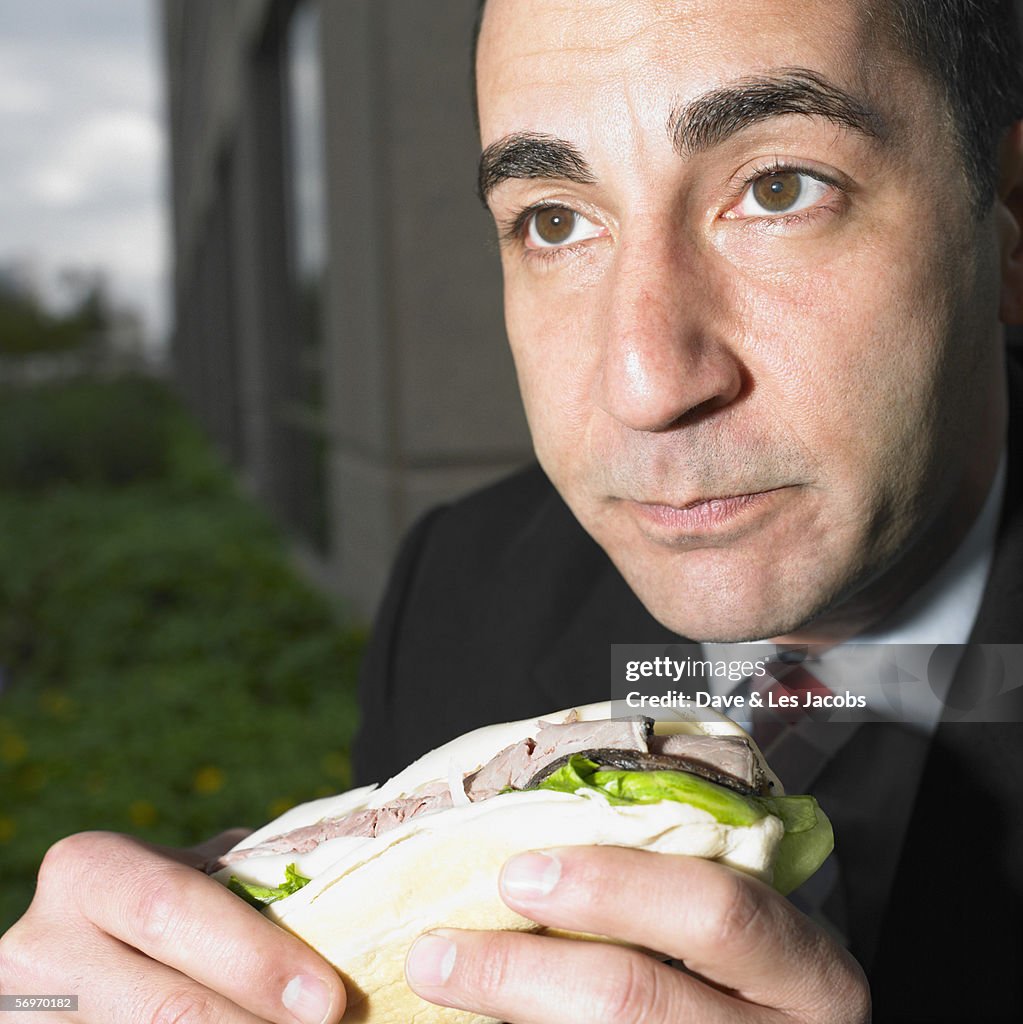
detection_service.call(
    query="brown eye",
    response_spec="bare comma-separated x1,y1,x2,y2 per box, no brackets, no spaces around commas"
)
532,206,576,245
751,173,803,212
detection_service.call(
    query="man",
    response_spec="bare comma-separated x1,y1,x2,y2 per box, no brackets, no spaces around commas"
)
359,0,1023,1018
1,1,1020,1021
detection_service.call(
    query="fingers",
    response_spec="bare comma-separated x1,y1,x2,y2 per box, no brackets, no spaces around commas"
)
496,846,865,1014
3,915,271,1024
405,847,869,1024
30,831,345,1024
404,929,757,1024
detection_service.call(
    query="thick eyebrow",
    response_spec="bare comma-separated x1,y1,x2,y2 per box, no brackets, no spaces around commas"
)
477,69,882,206
477,132,596,204
668,68,883,157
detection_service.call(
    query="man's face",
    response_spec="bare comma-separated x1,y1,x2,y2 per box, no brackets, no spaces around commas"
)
477,0,1009,642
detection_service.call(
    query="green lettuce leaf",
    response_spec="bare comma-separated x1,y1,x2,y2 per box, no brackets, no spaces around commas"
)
534,755,832,895
756,795,834,896
228,862,311,908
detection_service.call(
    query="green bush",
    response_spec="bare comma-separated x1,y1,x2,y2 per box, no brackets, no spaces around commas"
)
0,276,108,356
0,377,173,489
0,377,366,932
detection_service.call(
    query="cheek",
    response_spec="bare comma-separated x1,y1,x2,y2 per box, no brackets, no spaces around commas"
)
732,232,964,507
504,277,603,477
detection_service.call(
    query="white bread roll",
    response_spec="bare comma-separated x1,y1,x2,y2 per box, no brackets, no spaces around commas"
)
213,703,798,1023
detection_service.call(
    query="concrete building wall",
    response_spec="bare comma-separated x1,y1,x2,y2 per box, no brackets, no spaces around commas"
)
162,0,531,619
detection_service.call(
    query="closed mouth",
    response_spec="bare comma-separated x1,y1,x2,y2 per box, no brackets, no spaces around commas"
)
624,487,793,539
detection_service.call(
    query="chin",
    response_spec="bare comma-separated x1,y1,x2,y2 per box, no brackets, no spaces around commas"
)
648,608,807,645
621,562,844,644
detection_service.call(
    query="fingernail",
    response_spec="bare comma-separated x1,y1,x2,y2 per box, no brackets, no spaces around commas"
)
282,974,333,1024
406,933,457,988
501,850,562,900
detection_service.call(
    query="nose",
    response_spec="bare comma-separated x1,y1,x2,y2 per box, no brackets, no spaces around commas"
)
596,236,744,432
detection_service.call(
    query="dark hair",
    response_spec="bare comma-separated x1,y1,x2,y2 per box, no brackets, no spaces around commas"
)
880,0,1023,208
473,0,1023,211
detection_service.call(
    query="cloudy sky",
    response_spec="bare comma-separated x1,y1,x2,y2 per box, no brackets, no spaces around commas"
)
0,0,167,345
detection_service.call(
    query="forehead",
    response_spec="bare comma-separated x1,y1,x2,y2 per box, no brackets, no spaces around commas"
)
477,0,908,142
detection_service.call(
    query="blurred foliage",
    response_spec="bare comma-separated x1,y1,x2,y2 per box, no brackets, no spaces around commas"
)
0,274,108,356
0,377,170,488
0,377,366,933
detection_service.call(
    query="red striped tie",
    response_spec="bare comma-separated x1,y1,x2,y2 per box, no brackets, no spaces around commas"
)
751,659,832,751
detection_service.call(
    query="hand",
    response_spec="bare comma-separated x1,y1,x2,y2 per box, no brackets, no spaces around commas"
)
404,846,870,1023
0,830,346,1024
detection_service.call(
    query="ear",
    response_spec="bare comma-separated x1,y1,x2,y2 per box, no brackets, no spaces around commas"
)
997,121,1023,324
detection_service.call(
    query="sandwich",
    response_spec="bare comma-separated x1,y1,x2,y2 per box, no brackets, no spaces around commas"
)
210,701,833,1024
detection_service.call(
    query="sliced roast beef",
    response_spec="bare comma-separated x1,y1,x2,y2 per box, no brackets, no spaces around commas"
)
216,783,453,865
464,716,653,800
461,738,536,801
531,716,652,768
648,733,766,793
214,717,767,873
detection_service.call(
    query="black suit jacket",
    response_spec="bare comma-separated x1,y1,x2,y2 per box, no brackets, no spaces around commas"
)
353,354,1023,1022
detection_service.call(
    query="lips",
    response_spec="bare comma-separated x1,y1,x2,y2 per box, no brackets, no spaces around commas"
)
625,488,788,536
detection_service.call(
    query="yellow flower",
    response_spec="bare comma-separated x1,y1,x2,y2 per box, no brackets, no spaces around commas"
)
0,732,27,765
267,796,295,819
39,690,75,719
193,766,225,795
320,750,349,782
129,800,158,828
